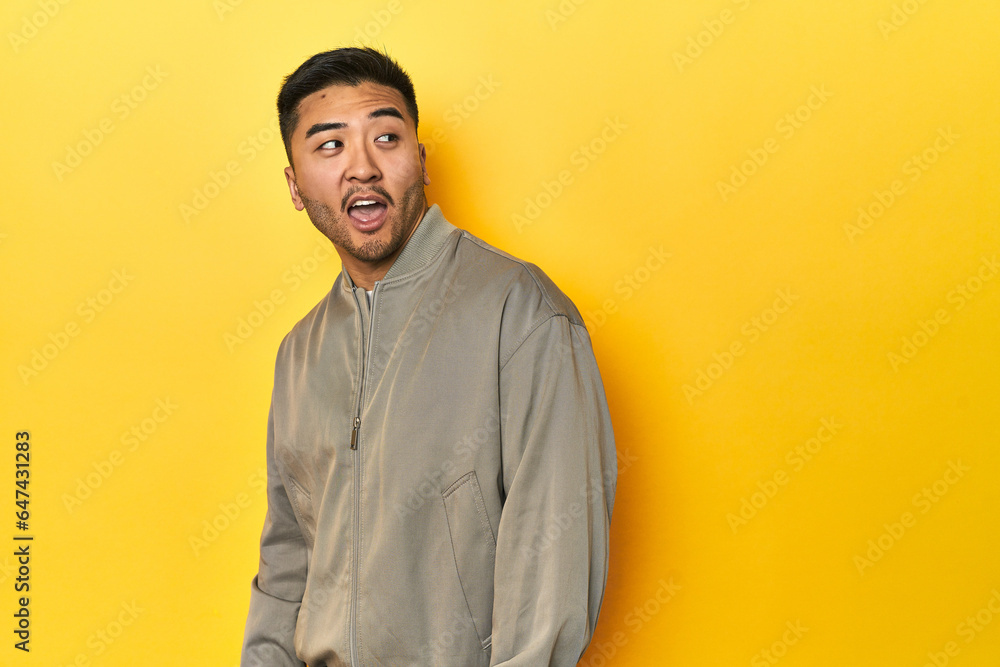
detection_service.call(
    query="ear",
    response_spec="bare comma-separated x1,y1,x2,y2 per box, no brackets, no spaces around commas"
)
284,166,305,211
418,143,430,185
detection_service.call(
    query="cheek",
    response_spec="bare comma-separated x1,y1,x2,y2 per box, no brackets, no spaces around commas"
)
387,156,424,184
300,165,344,197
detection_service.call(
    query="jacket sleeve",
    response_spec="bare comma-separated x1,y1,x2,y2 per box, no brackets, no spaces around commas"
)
490,315,617,666
241,404,308,667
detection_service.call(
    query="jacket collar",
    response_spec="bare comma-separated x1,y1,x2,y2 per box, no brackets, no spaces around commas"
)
339,204,457,289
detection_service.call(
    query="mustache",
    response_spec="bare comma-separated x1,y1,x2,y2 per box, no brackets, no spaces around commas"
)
341,185,395,212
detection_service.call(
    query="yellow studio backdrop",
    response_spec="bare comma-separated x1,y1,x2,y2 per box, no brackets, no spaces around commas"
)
1,0,998,664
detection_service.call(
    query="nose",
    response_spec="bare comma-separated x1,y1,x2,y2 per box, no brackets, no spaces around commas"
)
344,142,380,183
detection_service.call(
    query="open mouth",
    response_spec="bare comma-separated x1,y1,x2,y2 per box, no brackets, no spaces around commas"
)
348,199,388,224
345,192,391,232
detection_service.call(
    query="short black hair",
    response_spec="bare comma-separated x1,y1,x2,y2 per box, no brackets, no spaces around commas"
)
277,47,419,166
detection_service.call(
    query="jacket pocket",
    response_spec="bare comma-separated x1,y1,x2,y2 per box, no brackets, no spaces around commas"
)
442,471,496,651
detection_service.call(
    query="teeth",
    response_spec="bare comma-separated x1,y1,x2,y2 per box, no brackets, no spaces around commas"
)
352,200,377,207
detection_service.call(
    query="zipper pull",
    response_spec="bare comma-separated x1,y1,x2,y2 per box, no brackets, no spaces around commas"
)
350,417,360,450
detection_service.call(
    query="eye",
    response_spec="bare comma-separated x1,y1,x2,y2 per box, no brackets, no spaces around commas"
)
375,133,398,143
319,139,342,149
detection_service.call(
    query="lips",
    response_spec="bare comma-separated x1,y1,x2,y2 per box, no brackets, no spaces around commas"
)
346,192,389,232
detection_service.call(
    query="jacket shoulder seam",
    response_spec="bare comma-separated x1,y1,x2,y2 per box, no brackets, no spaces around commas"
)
458,232,561,317
499,313,569,371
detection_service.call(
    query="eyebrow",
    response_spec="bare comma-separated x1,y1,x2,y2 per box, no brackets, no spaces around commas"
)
369,107,405,121
304,107,405,139
305,122,346,139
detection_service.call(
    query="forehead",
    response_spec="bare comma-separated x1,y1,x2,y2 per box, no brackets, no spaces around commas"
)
295,81,412,131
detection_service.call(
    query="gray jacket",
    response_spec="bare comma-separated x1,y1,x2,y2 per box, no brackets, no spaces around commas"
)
242,205,617,666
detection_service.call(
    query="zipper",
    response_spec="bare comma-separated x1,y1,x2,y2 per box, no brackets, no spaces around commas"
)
350,417,360,449
349,281,379,666
349,283,378,449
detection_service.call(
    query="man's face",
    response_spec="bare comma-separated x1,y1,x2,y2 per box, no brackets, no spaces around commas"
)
284,81,430,270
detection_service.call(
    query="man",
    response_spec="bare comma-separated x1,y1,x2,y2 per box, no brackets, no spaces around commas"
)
242,47,617,667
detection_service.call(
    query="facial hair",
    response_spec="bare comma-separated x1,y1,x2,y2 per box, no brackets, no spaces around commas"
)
299,179,426,264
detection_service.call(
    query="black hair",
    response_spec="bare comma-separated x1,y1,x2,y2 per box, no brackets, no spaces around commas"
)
277,46,419,166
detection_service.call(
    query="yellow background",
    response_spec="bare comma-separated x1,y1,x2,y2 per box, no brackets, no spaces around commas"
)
2,0,998,664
